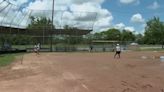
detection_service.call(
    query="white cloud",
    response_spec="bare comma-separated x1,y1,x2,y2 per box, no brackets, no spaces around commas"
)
131,13,144,23
72,0,104,4
114,23,136,33
92,16,113,32
0,2,24,27
114,23,125,30
0,0,114,33
148,1,160,10
8,0,29,6
124,26,135,32
95,17,113,27
27,0,52,10
119,0,139,4
27,0,113,32
71,3,99,12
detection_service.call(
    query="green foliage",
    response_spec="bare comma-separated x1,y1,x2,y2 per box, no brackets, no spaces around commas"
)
12,35,34,45
92,28,135,42
66,36,83,44
27,16,54,30
93,32,105,40
135,34,144,44
121,30,136,42
0,34,34,46
52,25,84,45
93,28,121,40
90,16,164,46
144,17,164,44
0,16,54,46
0,35,12,44
103,28,121,40
27,16,55,44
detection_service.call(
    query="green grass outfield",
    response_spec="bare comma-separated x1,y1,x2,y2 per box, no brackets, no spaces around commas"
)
139,45,164,51
0,54,17,67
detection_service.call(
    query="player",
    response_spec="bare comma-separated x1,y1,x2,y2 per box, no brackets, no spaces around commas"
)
114,44,121,58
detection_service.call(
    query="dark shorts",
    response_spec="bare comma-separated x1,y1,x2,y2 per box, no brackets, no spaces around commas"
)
116,51,121,54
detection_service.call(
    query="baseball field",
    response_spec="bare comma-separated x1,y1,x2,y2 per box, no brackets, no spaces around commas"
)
0,51,164,92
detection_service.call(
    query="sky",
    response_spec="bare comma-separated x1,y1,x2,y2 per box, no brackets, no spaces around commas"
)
0,0,164,34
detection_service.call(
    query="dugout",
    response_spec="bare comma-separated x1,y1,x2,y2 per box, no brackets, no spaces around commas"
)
0,26,92,52
90,40,119,52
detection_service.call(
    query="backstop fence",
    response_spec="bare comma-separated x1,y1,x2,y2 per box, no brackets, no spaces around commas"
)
0,0,99,52
0,0,125,52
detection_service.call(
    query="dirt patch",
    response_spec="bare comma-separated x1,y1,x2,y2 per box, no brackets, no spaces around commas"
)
0,51,164,92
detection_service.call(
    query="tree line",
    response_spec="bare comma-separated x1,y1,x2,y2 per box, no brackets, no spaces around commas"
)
0,16,164,47
90,17,164,46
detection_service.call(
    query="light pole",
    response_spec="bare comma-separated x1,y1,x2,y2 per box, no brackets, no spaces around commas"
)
50,0,55,52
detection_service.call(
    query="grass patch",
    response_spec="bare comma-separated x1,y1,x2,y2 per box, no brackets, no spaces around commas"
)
0,54,16,67
139,48,164,51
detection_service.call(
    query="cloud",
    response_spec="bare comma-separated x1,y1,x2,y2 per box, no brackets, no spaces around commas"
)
124,26,135,32
0,2,23,27
27,0,53,10
148,1,160,10
114,23,125,30
119,0,140,5
131,13,144,23
8,0,29,6
0,0,114,33
114,23,136,32
72,0,105,4
27,0,113,31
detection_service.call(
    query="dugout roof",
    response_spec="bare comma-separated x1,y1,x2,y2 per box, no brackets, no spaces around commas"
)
0,26,92,36
92,40,119,43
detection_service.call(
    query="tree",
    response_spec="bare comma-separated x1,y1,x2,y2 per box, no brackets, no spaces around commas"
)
63,25,83,44
27,16,55,44
93,32,105,40
0,34,12,48
27,16,54,30
144,17,164,48
102,28,121,40
135,33,144,44
121,30,136,42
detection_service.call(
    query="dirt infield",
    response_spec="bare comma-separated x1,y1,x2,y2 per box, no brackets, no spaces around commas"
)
0,51,164,92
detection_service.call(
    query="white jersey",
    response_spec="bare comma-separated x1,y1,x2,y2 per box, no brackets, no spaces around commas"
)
34,45,37,51
37,44,40,50
116,46,121,51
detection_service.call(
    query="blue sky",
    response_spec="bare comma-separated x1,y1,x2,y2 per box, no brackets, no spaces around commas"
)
102,0,164,33
0,0,164,34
